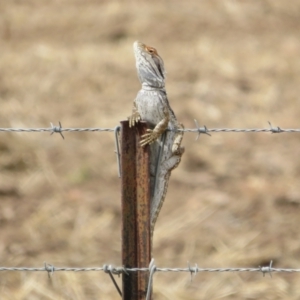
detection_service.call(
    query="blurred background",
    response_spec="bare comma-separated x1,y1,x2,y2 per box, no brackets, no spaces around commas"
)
1,0,300,299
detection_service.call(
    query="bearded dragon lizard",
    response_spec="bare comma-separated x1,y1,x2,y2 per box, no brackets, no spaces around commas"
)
128,41,184,235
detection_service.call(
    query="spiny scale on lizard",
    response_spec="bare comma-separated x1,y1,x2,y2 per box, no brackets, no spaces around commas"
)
128,41,184,235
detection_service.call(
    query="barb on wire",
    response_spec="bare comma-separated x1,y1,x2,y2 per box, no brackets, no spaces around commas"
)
103,264,122,297
259,260,273,278
50,122,64,139
188,262,198,282
194,119,211,140
268,122,283,134
44,262,54,279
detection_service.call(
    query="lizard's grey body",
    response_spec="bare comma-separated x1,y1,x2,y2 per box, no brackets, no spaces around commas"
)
129,41,184,234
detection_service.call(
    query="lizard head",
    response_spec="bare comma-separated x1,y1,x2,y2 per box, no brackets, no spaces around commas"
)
133,41,165,89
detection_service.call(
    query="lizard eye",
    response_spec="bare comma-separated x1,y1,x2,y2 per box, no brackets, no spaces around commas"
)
146,46,157,55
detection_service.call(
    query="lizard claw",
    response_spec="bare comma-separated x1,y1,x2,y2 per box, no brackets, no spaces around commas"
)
128,112,141,128
140,129,159,147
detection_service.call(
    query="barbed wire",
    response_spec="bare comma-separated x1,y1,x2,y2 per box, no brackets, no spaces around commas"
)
0,260,299,276
1,259,298,296
3,259,299,297
0,121,299,138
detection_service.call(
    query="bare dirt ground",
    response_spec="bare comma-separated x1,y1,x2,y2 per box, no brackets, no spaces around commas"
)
1,0,300,299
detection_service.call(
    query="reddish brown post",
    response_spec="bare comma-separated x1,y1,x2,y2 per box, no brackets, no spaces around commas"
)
120,121,151,300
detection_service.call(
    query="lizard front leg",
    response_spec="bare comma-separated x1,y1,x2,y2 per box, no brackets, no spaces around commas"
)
140,107,170,147
128,101,141,128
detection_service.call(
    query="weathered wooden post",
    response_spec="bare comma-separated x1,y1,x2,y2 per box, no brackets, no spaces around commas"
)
120,120,152,300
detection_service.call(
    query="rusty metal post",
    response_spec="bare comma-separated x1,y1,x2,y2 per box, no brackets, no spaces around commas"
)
120,120,151,300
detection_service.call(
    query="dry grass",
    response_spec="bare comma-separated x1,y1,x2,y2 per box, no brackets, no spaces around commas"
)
1,0,300,299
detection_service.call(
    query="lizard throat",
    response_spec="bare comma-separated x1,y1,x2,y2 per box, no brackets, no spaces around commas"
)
142,83,166,92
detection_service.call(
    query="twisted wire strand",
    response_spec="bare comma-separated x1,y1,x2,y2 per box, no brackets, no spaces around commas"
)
0,128,115,132
0,265,299,274
0,127,299,134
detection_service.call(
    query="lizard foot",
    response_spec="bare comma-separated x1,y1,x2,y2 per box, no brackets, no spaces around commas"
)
172,123,185,155
128,111,141,128
140,129,159,147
